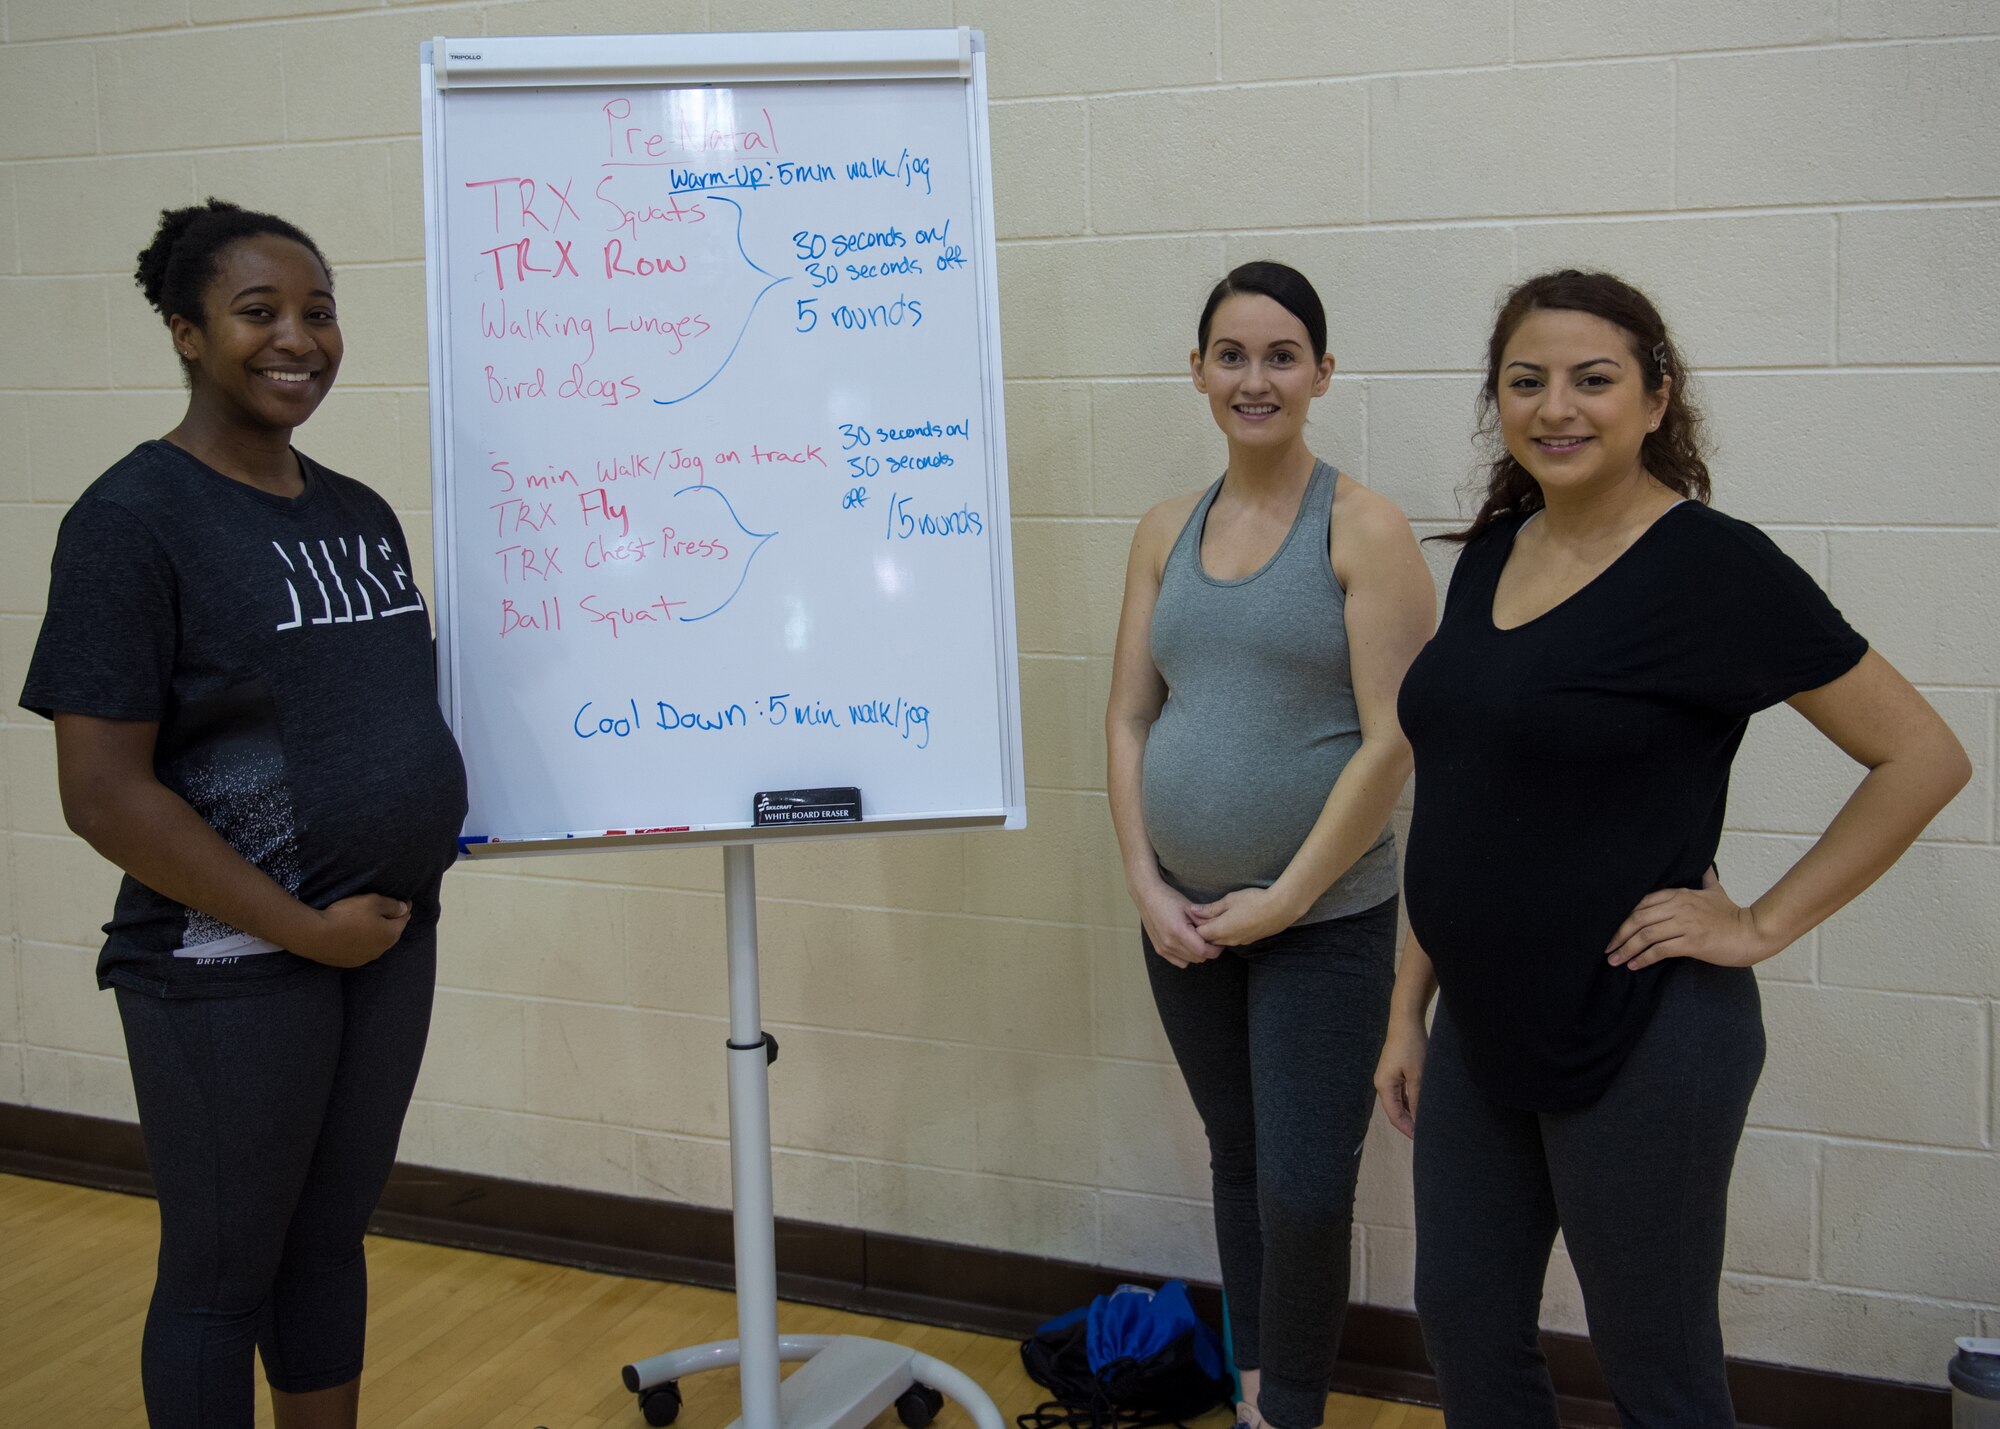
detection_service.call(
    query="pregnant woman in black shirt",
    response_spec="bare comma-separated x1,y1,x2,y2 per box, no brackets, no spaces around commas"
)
21,201,467,1429
1377,269,1969,1428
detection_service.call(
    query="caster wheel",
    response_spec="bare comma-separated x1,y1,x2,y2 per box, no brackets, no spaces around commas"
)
896,1383,944,1429
640,1380,682,1426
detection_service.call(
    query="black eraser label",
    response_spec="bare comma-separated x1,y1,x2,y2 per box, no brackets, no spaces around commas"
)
754,787,863,826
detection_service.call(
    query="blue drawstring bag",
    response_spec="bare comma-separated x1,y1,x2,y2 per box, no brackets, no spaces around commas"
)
1017,1281,1230,1429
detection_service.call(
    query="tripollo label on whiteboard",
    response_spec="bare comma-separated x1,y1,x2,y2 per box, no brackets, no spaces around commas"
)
431,73,1013,839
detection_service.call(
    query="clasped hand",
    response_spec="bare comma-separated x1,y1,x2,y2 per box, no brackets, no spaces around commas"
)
1604,866,1777,971
298,893,413,968
1188,885,1298,948
1140,882,1303,970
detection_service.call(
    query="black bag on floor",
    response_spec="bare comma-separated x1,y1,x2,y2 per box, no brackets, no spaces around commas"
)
1017,1281,1230,1429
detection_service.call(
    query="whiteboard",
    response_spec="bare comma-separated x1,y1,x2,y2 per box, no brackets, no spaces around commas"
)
419,30,1025,855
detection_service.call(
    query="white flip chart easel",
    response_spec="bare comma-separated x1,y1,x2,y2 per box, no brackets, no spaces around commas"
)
419,27,1020,1429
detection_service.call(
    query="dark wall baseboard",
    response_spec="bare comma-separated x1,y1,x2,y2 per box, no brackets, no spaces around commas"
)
0,1102,1948,1429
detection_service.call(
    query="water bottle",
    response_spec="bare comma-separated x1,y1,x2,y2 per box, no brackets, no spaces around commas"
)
1952,1338,2000,1427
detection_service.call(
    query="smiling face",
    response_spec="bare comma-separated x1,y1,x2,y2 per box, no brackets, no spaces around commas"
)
1191,292,1334,453
171,233,341,438
1495,307,1668,498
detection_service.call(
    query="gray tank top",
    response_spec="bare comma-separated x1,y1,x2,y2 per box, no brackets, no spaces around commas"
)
1141,459,1397,925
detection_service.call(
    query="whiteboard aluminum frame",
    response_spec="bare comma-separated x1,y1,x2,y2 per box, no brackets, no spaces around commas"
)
430,29,972,89
419,29,1026,855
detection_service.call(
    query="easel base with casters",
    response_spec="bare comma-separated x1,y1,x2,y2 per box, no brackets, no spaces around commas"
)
620,846,1006,1429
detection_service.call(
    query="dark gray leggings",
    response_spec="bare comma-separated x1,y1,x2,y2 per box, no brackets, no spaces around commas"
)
113,931,435,1429
1144,898,1397,1429
1413,960,1765,1429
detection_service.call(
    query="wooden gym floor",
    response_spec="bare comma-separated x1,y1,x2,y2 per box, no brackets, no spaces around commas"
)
0,1171,1442,1428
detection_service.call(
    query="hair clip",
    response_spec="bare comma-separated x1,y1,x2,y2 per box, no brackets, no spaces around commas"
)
1651,340,1671,373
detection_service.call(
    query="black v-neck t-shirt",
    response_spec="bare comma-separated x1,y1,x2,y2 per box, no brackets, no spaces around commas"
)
1397,502,1867,1110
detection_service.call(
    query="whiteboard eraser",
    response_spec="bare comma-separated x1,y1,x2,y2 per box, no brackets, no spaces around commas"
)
753,787,862,826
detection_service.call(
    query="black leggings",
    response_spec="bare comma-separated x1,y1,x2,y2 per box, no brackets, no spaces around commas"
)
1143,898,1397,1429
113,931,435,1429
1413,960,1765,1429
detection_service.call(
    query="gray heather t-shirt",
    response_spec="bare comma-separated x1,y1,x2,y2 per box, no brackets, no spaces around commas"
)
1142,460,1397,926
21,441,467,997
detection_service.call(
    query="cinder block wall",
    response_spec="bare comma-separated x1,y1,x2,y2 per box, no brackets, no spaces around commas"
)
3,0,1995,1389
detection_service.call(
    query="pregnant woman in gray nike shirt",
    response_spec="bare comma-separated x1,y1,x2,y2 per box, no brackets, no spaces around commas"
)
1105,262,1435,1429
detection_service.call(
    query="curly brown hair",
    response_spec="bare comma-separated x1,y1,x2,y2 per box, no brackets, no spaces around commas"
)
1441,268,1711,545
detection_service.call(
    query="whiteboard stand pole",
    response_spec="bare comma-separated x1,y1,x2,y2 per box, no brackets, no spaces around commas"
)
725,842,783,1429
621,846,1007,1429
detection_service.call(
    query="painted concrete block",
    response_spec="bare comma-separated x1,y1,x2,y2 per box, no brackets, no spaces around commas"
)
1678,42,2000,206
18,940,121,1056
1839,0,2000,39
1755,982,1985,1147
277,11,439,143
1829,530,2000,685
1822,1143,2000,1303
1704,373,2000,526
3,724,63,838
1819,843,2000,997
1020,654,1104,791
860,1159,1099,1262
764,1024,979,1167
1725,1130,1818,1279
1095,1056,1211,1199
1517,0,1836,59
23,1046,136,1121
0,278,109,390
1221,0,1509,80
96,29,288,153
990,100,1089,241
413,1102,638,1197
755,902,1094,1056
1720,1276,1973,1385
1370,63,1673,220
964,0,1218,99
973,1048,1101,1175
1090,379,1222,518
0,43,97,159
1004,380,1092,518
1008,518,1132,656
1091,82,1364,233
962,787,1128,925
413,988,527,1110
440,868,632,1004
755,826,966,914
617,886,729,1020
1099,1189,1220,1281
1092,925,1175,1064
14,156,195,278
11,0,187,38
1839,206,2000,363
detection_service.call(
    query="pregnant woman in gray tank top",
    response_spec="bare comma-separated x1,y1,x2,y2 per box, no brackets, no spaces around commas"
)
1106,263,1436,1429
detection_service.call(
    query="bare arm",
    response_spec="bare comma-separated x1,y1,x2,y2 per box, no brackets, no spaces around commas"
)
55,713,411,968
1106,498,1221,969
1606,649,1972,970
1193,486,1437,945
1374,927,1439,1138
